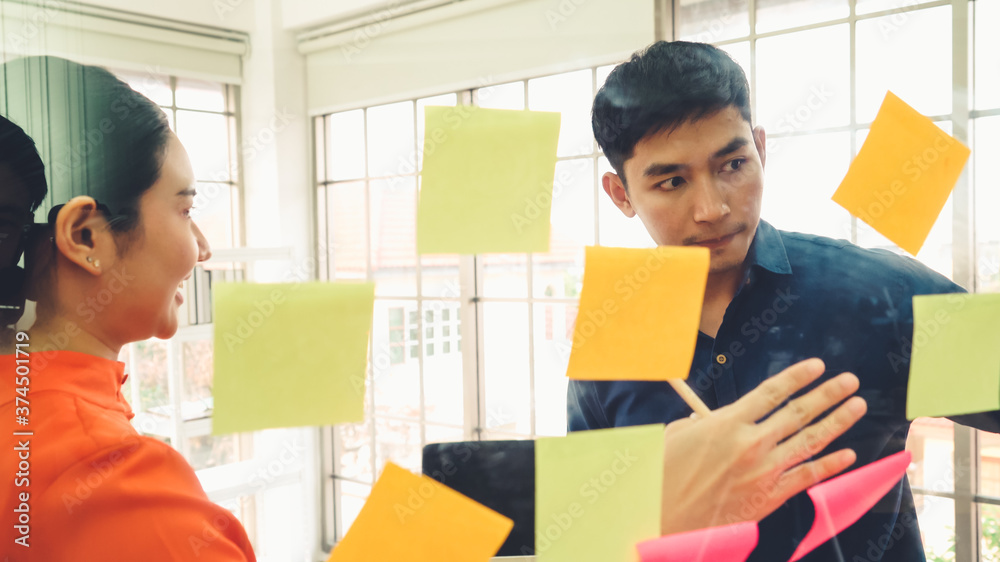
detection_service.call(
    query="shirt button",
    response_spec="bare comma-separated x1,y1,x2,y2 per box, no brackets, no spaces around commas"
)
716,354,727,365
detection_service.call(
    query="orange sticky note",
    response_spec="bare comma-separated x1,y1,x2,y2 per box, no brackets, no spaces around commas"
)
832,91,970,255
566,246,709,381
327,463,513,562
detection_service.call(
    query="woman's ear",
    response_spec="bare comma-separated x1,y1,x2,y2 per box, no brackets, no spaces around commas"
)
51,196,112,276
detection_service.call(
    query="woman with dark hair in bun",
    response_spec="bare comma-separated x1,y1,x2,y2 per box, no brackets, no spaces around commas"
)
1,57,254,561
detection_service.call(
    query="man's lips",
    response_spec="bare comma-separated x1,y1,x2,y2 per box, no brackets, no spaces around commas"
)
690,228,742,248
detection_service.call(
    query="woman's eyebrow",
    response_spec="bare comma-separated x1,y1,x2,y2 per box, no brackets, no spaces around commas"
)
176,188,197,197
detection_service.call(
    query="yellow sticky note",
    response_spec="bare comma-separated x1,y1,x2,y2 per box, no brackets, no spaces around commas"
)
906,293,1000,420
212,282,374,434
417,106,561,254
328,462,513,562
536,425,664,562
566,246,709,381
832,92,970,256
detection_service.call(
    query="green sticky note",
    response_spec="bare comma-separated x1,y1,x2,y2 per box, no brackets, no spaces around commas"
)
417,106,561,254
906,293,1000,420
536,425,664,562
212,282,375,434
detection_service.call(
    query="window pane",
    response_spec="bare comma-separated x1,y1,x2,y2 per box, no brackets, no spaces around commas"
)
482,254,528,297
336,421,374,483
760,131,853,239
975,116,1000,292
907,418,955,493
187,434,238,470
597,157,656,248
374,418,422,474
757,24,850,134
176,110,230,182
477,81,524,110
528,69,594,157
981,429,1000,496
975,0,1000,110
118,70,172,106
175,78,226,112
192,182,235,250
533,158,592,298
133,339,169,414
373,300,420,419
336,480,371,540
854,124,954,280
326,181,368,281
484,303,530,435
855,5,952,124
678,0,749,42
596,65,615,90
417,93,457,167
329,110,366,181
366,101,414,178
423,304,464,426
857,0,938,15
756,0,847,34
719,42,751,86
917,496,955,561
425,424,464,444
370,177,417,296
981,504,1000,558
181,339,213,421
534,302,572,437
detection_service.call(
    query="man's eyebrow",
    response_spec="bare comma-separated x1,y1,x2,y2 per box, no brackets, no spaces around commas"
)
713,137,750,159
643,163,683,178
641,137,752,178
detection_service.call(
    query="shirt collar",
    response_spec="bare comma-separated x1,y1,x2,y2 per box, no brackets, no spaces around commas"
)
748,219,793,276
3,349,134,420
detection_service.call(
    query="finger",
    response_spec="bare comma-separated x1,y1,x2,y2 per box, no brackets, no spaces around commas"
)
758,373,861,446
729,358,826,422
768,448,858,507
770,395,866,475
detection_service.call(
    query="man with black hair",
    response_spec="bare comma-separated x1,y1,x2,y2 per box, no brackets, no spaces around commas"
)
0,115,47,337
569,41,995,561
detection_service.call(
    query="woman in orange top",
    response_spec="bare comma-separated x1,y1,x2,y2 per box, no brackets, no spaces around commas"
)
1,57,255,561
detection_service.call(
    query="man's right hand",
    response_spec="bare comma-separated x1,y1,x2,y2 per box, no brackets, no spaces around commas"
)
660,358,867,535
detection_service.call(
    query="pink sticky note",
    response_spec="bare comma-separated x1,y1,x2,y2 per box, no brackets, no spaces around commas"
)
636,521,758,562
790,450,912,561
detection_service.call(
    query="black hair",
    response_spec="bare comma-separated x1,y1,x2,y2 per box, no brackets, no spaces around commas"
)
0,115,47,214
592,41,752,186
1,56,171,240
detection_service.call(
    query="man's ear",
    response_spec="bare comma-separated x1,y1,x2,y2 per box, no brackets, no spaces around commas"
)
753,125,766,169
51,196,112,276
602,172,636,218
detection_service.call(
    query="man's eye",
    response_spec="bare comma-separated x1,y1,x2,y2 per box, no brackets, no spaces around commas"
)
661,177,685,190
726,159,746,172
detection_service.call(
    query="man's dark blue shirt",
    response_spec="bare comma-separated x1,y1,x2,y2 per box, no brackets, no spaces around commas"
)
567,219,1000,562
